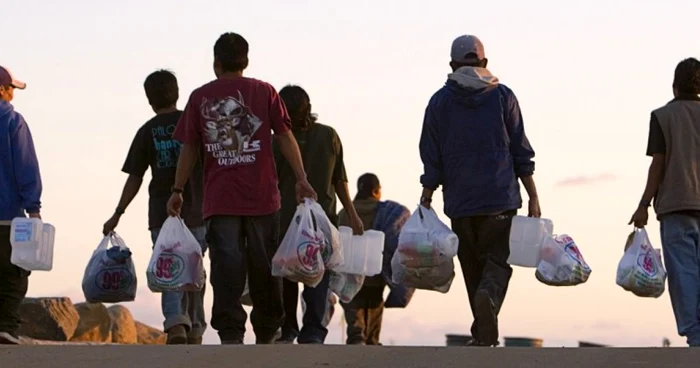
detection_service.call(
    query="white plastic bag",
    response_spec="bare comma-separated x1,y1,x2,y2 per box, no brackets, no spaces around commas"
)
307,199,343,270
147,217,206,292
616,228,667,298
82,232,137,303
391,206,457,293
329,270,365,303
535,234,591,286
272,201,326,287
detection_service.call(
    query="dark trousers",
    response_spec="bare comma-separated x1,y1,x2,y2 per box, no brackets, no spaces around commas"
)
341,285,385,345
451,210,516,341
0,225,30,335
205,213,284,343
281,272,331,343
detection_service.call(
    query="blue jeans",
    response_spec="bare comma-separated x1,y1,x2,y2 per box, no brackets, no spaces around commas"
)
281,272,331,344
660,213,700,347
150,226,208,338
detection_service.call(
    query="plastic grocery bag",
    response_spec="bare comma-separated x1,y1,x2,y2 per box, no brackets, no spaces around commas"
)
307,199,343,270
147,217,206,293
391,206,457,293
302,289,337,328
616,228,667,298
82,232,137,303
272,200,326,287
535,234,591,286
329,270,365,303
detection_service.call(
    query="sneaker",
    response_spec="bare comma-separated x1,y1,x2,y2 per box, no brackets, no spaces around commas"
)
187,337,203,345
166,325,187,345
221,339,243,345
473,290,498,346
0,332,20,345
465,338,499,347
275,331,296,344
256,328,282,345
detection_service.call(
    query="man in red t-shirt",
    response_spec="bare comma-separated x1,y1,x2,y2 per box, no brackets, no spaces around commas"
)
167,32,317,345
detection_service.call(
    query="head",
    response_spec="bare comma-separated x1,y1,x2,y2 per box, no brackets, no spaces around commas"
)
449,35,488,72
279,85,317,129
0,66,26,103
213,32,249,77
143,69,179,113
672,57,700,97
355,173,381,201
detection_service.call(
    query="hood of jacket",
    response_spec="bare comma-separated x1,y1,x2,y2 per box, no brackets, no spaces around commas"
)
445,66,500,108
0,101,14,120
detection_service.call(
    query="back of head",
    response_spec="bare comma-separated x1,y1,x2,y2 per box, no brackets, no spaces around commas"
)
144,70,178,110
674,57,700,95
450,35,488,69
356,173,381,200
279,85,316,127
214,32,249,73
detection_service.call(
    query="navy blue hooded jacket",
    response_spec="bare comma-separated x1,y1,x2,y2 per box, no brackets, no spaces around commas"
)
419,67,535,219
0,101,42,221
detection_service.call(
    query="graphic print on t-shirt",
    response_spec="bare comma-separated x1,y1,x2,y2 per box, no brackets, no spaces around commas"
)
152,124,181,169
200,91,263,167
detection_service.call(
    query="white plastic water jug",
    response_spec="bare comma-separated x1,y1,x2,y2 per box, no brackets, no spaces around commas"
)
10,217,55,271
336,226,385,276
508,216,553,268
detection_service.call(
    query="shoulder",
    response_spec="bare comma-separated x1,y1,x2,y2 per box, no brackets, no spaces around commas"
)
314,122,338,136
496,84,518,101
7,109,27,133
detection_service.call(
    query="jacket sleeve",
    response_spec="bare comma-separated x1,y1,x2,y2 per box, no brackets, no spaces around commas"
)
503,88,535,177
10,114,43,214
419,97,443,190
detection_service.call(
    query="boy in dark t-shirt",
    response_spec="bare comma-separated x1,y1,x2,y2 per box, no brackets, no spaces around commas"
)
102,70,206,345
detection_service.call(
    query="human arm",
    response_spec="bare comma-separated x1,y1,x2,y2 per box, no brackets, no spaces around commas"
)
331,130,363,234
167,92,203,216
630,114,667,228
103,175,143,235
10,115,42,218
504,89,540,217
418,99,442,208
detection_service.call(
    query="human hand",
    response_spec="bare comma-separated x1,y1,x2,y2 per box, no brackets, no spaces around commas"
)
102,214,120,236
28,212,41,220
295,179,317,203
419,196,432,210
629,206,648,228
348,212,365,235
528,198,541,218
167,193,183,217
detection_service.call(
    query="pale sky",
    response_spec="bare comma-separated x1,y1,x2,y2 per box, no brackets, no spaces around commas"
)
4,0,699,347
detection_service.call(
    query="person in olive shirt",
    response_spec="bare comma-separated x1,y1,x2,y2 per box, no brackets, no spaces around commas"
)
273,85,364,344
102,70,206,345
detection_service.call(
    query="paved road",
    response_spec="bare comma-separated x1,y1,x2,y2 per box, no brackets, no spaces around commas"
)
1,345,697,368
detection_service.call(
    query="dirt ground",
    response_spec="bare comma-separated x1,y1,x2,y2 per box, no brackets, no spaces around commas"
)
1,345,698,368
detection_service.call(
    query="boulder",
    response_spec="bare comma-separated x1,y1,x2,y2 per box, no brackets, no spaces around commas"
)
71,302,112,342
107,305,137,344
135,321,166,345
17,297,80,341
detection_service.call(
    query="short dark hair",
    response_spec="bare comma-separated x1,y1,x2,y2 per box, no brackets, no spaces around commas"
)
673,57,700,95
143,69,178,110
355,173,380,200
214,32,249,73
279,84,317,125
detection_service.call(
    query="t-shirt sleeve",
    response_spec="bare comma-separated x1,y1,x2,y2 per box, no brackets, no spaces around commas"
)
121,127,150,177
173,91,202,144
331,129,348,184
646,112,666,156
268,86,292,135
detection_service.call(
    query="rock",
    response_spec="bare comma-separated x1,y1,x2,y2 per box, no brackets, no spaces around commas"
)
19,336,114,345
135,321,165,345
17,297,80,341
71,302,112,342
107,305,137,344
